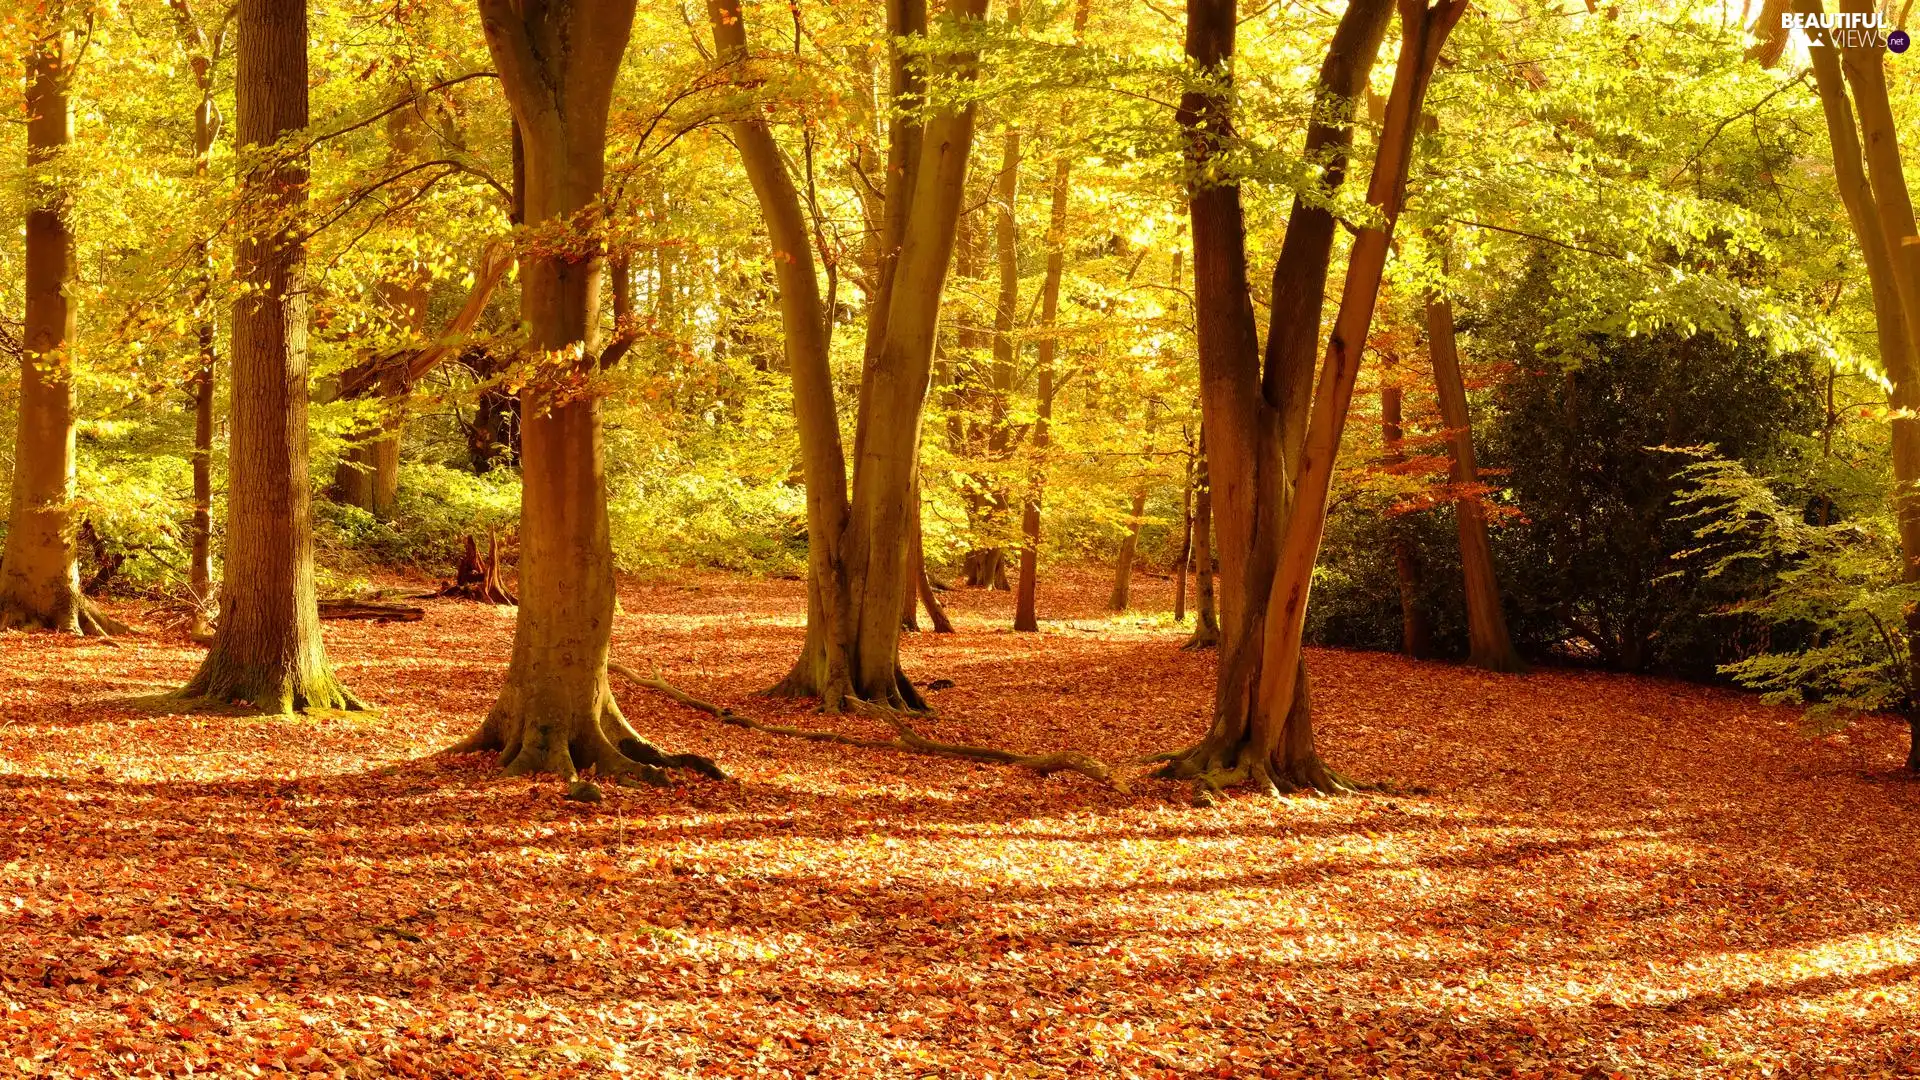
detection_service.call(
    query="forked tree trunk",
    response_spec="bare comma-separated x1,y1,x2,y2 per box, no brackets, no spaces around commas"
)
1425,269,1524,671
181,0,353,710
1794,0,1920,771
1158,0,1392,794
742,0,989,710
451,0,715,785
1108,488,1148,611
1184,436,1221,649
1245,0,1466,793
1380,362,1433,658
0,28,119,636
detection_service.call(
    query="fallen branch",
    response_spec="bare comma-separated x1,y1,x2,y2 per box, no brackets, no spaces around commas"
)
609,661,1125,791
318,600,425,622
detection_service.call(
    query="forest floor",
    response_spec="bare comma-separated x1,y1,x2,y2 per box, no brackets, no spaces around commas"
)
0,570,1917,1078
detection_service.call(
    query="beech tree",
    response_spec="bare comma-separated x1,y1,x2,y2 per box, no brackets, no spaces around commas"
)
1158,0,1460,799
717,0,992,711
179,0,355,711
1424,245,1523,672
450,0,719,784
0,14,121,636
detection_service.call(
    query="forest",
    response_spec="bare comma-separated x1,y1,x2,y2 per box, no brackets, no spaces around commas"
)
1,0,1918,1073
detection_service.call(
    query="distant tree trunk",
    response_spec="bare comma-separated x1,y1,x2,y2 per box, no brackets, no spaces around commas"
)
1795,0,1920,771
180,0,353,710
1014,0,1089,633
1174,449,1193,623
1108,488,1147,611
720,0,987,709
1184,434,1221,649
1157,0,1393,795
970,121,1021,588
168,0,221,637
451,0,716,786
1425,272,1523,671
1380,354,1433,658
903,470,953,633
334,101,424,521
0,27,115,635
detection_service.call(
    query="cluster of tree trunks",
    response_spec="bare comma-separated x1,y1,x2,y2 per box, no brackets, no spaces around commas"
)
1157,0,1464,799
717,0,990,711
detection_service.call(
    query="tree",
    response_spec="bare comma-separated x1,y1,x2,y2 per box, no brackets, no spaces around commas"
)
1379,345,1433,658
1424,245,1523,672
179,0,356,711
1183,432,1220,648
731,0,990,710
165,0,225,639
0,14,122,636
1154,0,1393,797
450,0,717,784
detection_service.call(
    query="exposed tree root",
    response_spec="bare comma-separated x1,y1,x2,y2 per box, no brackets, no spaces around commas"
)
612,661,1125,791
445,693,725,790
0,593,130,641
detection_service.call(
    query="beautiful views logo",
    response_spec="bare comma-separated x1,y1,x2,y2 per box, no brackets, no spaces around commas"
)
1782,9,1909,52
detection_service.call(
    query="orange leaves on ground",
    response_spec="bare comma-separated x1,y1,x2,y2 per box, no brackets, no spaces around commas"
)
0,569,1915,1076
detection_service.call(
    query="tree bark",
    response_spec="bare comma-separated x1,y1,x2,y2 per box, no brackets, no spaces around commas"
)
451,0,715,785
1158,0,1392,795
180,0,353,710
1249,0,1466,791
1425,268,1523,671
1380,358,1433,658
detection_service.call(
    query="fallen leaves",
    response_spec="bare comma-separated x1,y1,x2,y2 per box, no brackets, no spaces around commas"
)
0,568,1914,1077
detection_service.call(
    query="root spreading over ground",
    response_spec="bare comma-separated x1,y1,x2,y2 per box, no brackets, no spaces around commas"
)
0,569,1915,1077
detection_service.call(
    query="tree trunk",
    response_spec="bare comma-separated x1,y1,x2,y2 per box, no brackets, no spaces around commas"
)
903,469,953,633
0,29,115,635
1248,0,1466,791
1108,488,1147,611
1380,364,1433,659
971,121,1021,590
180,0,352,710
168,0,221,638
1013,1,1089,632
1158,0,1392,795
1184,434,1221,649
333,101,424,521
1425,270,1523,671
1797,0,1920,771
750,0,990,710
451,0,715,786
1175,450,1193,624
